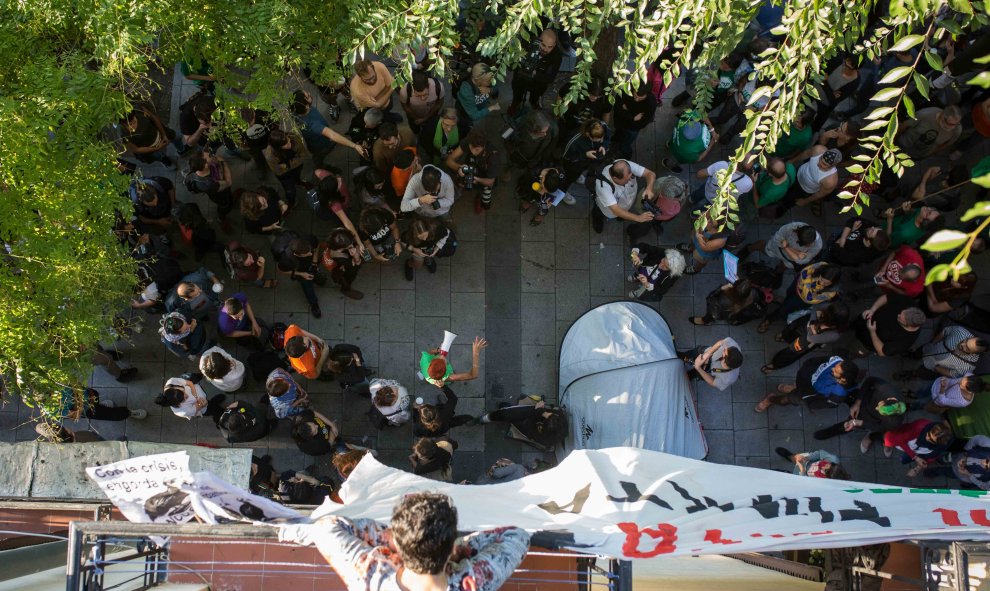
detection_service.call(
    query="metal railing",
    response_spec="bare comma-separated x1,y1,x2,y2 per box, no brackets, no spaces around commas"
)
848,541,990,591
65,520,631,591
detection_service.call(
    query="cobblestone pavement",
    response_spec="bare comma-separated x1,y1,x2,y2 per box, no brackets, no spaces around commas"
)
3,63,987,490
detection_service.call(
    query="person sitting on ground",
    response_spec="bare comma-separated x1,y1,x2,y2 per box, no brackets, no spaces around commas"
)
420,336,488,388
883,419,955,478
476,395,569,450
369,378,412,427
217,293,270,350
217,399,276,444
290,408,341,457
164,267,224,320
156,373,225,422
265,367,311,419
474,459,529,484
677,338,744,391
413,386,475,437
627,245,686,301
35,422,104,443
291,492,530,591
199,345,245,392
756,355,861,412
690,277,768,326
813,377,907,454
159,310,212,360
49,386,148,424
409,437,458,480
774,448,848,479
284,324,331,380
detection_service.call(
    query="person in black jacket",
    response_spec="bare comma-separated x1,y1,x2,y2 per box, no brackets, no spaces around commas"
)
508,29,563,115
476,396,568,450
413,386,475,437
217,399,276,443
613,85,657,159
290,409,340,456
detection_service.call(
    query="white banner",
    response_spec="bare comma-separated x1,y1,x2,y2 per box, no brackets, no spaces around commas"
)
90,448,990,558
86,452,195,524
317,447,990,558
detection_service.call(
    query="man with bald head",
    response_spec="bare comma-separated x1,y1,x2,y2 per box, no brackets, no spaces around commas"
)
591,158,658,233
508,29,563,116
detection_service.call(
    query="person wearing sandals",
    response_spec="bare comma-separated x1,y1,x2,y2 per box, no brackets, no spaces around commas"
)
676,338,743,391
762,300,849,374
627,245,685,301
519,166,567,226
755,355,861,413
402,217,457,281
756,262,841,334
812,377,907,454
883,419,954,478
677,212,728,274
689,277,768,326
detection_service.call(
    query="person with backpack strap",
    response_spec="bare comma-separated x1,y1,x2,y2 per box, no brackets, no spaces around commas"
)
397,70,445,134
590,159,657,234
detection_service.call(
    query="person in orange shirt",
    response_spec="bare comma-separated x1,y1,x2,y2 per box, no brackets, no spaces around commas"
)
284,324,330,379
350,59,396,112
390,147,420,199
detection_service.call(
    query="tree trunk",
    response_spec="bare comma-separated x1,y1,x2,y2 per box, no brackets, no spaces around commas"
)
590,25,621,81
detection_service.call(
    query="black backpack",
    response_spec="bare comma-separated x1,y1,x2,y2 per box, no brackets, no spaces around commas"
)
584,160,615,196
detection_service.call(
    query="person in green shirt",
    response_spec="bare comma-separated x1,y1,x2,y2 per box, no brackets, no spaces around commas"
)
180,59,215,88
774,111,814,159
662,110,717,173
751,157,796,219
882,203,943,247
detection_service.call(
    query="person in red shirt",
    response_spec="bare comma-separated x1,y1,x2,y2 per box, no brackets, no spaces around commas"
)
873,245,925,298
284,324,330,379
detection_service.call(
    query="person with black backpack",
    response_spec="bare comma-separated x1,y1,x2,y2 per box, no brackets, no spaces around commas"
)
184,149,234,234
590,159,657,234
398,70,446,134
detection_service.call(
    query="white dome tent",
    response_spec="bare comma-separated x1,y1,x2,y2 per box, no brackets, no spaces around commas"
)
558,301,707,458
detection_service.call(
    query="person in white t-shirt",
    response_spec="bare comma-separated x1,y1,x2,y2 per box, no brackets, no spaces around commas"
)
199,346,246,392
591,159,657,233
155,373,226,422
690,160,754,206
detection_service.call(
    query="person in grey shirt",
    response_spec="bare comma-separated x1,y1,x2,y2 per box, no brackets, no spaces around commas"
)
401,165,456,218
677,337,743,391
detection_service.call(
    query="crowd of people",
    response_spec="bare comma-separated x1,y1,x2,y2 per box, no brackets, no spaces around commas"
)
35,8,990,542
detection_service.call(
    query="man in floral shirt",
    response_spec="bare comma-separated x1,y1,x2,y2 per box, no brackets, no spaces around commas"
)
282,492,530,591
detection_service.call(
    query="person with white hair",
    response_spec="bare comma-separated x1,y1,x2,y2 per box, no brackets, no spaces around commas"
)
628,245,686,301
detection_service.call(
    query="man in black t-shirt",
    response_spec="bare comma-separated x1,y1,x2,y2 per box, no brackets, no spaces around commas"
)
852,293,925,358
291,409,338,456
613,85,657,159
558,76,612,139
177,93,239,156
825,216,890,266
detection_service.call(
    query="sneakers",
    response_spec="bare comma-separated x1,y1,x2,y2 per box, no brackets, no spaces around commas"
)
404,262,414,281
129,409,148,420
116,367,138,383
661,158,683,173
561,193,577,205
425,258,437,274
102,400,116,408
311,304,322,318
883,445,893,458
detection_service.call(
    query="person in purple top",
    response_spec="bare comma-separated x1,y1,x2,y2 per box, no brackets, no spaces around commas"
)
218,293,269,350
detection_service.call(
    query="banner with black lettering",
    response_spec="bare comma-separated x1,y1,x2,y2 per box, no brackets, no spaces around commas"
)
86,452,195,524
314,447,990,557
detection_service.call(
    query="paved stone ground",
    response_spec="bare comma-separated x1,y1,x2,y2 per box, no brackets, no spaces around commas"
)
2,63,988,490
